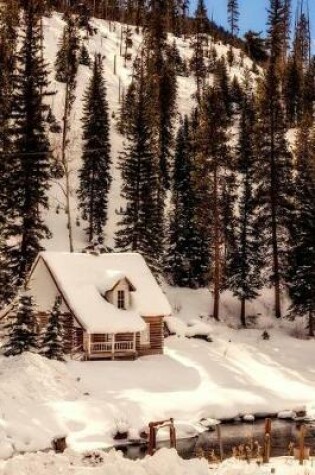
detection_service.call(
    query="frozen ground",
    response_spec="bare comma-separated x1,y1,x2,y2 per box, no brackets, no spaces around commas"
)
1,287,315,459
1,449,315,475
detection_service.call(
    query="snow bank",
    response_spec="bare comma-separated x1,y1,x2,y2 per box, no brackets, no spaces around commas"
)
0,448,210,475
0,353,79,457
1,450,315,475
210,457,315,475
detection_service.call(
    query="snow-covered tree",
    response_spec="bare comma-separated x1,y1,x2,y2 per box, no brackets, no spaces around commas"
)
287,119,315,336
40,296,65,361
78,54,112,245
116,57,162,273
4,294,38,356
227,73,264,327
167,116,204,288
1,0,51,293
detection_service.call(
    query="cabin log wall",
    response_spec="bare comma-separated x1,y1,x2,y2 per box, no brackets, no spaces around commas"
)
137,316,164,356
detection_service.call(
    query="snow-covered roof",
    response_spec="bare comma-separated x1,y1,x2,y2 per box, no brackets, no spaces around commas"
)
32,252,171,334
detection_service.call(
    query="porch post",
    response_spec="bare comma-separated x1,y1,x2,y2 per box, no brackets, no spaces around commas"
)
112,333,115,360
88,334,91,357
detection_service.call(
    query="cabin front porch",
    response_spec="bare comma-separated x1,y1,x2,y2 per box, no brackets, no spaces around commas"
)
84,333,137,360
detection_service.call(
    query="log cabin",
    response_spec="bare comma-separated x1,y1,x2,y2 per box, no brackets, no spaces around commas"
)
24,252,172,360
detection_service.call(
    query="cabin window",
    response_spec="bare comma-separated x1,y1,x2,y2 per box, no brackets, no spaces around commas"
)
117,290,125,309
140,323,150,345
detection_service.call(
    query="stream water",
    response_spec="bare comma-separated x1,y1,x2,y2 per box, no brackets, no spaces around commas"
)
116,420,315,461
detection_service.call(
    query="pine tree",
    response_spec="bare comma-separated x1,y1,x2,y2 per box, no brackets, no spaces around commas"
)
227,0,240,37
78,54,112,245
227,73,263,327
267,0,288,71
4,294,38,356
244,31,268,63
144,0,177,191
0,1,19,305
55,18,80,83
40,296,65,361
293,7,310,69
2,0,51,291
283,55,303,126
255,63,293,319
190,0,208,103
196,85,233,320
79,43,91,67
287,119,315,337
115,58,163,272
167,116,204,287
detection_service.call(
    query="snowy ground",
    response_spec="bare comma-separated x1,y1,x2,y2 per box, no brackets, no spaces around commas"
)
1,450,315,475
1,288,315,459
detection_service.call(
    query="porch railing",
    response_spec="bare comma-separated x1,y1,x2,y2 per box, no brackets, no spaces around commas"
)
91,341,134,353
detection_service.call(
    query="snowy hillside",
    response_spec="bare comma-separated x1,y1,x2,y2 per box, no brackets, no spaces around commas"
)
42,12,257,252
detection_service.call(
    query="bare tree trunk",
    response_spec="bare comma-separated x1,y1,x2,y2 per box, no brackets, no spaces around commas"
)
62,80,74,253
213,165,220,321
240,298,246,328
270,83,282,319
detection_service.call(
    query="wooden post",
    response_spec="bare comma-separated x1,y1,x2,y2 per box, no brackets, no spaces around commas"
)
148,423,156,456
216,424,224,462
263,418,272,463
53,437,67,453
112,333,115,360
299,424,306,465
170,418,176,449
88,334,91,358
114,55,117,75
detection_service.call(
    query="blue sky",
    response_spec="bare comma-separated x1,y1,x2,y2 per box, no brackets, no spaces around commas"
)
191,0,315,40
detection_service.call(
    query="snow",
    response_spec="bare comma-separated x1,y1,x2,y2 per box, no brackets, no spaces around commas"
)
0,353,79,458
1,286,315,458
2,450,315,475
0,10,313,472
30,252,171,333
0,448,210,475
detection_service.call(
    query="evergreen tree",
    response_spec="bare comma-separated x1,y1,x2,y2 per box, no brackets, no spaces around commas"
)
4,294,38,356
227,0,239,37
244,31,268,63
190,0,208,103
255,63,293,319
0,1,19,305
55,16,80,83
287,119,315,337
115,58,163,272
2,0,51,291
78,54,112,245
293,7,311,69
167,116,204,287
79,43,91,66
144,0,177,191
283,55,303,126
227,73,263,327
214,57,232,117
267,0,288,71
40,296,65,361
196,85,233,320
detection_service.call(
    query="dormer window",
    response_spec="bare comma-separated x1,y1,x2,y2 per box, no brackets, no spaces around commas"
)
117,290,125,309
